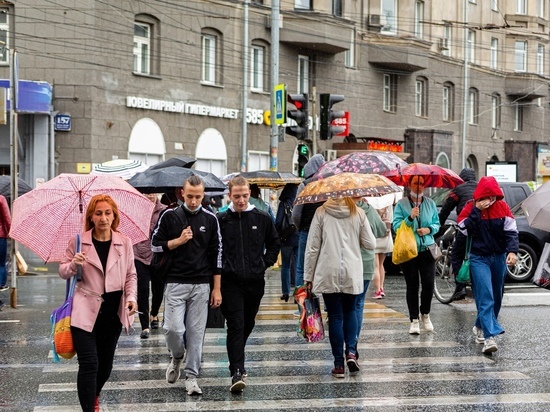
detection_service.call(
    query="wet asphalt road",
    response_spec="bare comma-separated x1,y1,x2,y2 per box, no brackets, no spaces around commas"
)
1,270,550,411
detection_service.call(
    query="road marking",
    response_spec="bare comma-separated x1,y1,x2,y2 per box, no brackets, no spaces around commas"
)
0,319,20,323
38,371,528,393
31,393,550,411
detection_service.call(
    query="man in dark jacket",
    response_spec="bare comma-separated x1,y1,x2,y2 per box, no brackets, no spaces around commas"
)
217,175,280,393
151,175,222,396
438,167,477,301
291,154,325,314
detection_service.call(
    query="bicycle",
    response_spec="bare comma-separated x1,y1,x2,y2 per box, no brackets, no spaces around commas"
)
433,223,458,304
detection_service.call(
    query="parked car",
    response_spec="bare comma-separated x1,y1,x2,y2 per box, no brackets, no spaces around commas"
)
508,200,550,282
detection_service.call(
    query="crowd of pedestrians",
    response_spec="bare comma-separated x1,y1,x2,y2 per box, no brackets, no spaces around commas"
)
34,161,520,411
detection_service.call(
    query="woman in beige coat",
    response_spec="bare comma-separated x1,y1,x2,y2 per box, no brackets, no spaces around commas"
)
304,197,375,378
59,194,137,412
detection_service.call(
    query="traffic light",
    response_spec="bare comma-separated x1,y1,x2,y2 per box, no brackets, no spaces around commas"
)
286,93,308,140
297,143,310,177
320,93,345,140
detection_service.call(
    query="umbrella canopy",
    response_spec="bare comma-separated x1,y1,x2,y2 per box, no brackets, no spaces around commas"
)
311,151,409,181
90,159,149,180
0,176,33,205
382,163,464,189
128,166,226,193
522,181,550,232
294,173,401,205
236,170,302,189
148,156,196,170
9,174,155,262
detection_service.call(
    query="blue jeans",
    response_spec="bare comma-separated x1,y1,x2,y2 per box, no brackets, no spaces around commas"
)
295,230,308,288
323,292,359,367
0,238,7,287
280,244,298,296
355,280,371,341
470,253,506,339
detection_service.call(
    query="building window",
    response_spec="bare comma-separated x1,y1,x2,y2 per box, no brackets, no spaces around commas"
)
133,23,151,75
381,0,397,35
442,24,452,57
468,88,479,125
298,55,309,94
442,82,454,122
345,30,356,68
467,30,475,63
539,0,545,17
514,103,523,131
202,33,217,84
295,0,311,10
492,93,501,130
415,77,428,117
515,40,527,72
414,1,424,39
0,8,9,64
333,0,342,17
492,0,498,11
517,0,526,14
490,38,498,69
537,44,544,75
383,74,397,112
251,45,264,91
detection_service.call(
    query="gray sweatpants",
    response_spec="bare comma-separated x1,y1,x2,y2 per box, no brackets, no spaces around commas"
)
163,282,210,378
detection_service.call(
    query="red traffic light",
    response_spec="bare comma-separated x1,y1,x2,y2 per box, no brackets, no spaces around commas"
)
288,94,306,109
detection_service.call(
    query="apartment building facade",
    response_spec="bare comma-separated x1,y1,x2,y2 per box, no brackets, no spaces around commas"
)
0,0,548,185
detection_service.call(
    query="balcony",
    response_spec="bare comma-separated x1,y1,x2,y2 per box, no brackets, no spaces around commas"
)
366,38,428,73
279,15,352,54
505,74,548,100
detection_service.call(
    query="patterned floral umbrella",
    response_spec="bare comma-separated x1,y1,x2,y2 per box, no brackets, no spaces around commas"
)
294,173,401,205
9,174,154,262
310,151,408,181
382,163,464,189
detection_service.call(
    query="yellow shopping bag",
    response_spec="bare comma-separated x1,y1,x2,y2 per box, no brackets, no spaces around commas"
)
392,221,418,265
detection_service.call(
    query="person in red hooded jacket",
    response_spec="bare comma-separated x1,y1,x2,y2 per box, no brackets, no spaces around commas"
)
456,176,518,355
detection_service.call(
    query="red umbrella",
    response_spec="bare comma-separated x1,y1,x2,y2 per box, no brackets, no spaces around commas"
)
382,163,464,189
9,174,154,262
311,151,408,181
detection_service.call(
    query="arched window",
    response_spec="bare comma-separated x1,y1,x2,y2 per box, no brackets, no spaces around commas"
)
251,39,270,92
468,87,479,125
195,128,227,177
415,76,428,117
442,82,454,122
202,28,223,86
128,118,165,165
134,14,160,76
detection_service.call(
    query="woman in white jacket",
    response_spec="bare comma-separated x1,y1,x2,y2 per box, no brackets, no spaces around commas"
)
304,197,376,378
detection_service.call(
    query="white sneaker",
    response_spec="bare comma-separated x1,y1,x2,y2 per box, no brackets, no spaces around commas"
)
473,326,485,344
166,356,183,384
185,377,203,395
482,337,498,354
409,319,420,335
421,314,434,332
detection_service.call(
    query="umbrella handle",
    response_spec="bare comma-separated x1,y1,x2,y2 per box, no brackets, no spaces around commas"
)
75,233,82,281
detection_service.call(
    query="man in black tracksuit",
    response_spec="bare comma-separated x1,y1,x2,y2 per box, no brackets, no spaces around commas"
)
217,175,280,393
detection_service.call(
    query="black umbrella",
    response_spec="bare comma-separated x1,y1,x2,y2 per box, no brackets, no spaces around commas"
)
0,176,33,204
128,166,226,193
148,156,196,170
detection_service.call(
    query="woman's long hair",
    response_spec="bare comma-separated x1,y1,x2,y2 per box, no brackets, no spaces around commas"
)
343,197,357,216
84,194,120,231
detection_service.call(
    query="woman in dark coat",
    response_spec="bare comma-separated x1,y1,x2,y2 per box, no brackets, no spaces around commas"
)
275,184,299,302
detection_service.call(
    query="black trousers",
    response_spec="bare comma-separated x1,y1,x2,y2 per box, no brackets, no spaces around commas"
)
400,250,436,321
220,277,265,376
71,313,122,412
135,260,164,327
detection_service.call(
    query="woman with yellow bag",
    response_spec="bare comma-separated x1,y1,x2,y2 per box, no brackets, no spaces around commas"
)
393,176,440,335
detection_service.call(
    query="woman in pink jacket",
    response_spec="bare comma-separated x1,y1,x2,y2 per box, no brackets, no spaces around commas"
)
59,194,138,412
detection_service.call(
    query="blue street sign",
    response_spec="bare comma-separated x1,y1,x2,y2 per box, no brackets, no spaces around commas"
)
54,114,71,131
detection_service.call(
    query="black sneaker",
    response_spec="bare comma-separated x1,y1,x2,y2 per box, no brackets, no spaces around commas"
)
230,370,246,393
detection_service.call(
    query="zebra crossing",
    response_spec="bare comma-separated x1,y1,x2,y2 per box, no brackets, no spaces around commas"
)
34,272,550,411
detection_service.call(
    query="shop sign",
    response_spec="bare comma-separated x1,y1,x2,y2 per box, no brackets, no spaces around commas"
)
54,114,71,131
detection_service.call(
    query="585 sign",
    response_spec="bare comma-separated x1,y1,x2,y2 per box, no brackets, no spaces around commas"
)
246,108,265,125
